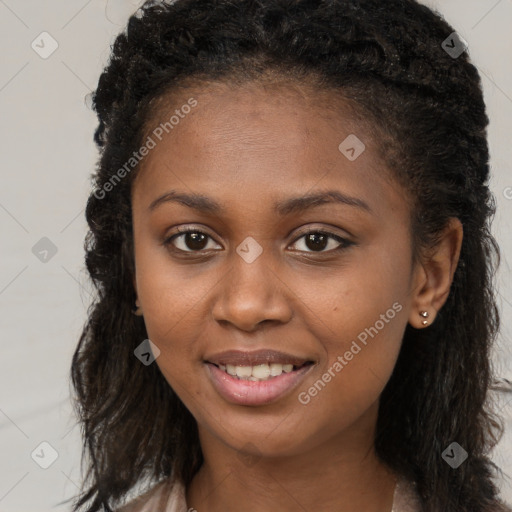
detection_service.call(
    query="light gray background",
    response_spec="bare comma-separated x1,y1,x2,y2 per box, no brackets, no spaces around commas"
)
0,1,511,510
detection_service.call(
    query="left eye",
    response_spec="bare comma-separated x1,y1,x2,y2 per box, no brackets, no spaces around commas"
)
290,231,352,253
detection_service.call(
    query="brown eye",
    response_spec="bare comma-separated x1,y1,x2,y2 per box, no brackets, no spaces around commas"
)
290,231,353,253
305,233,329,251
165,229,222,252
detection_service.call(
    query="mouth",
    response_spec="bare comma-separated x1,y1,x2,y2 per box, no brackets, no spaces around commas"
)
207,361,314,382
204,349,316,405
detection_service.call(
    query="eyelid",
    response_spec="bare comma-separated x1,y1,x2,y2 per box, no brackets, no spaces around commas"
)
291,224,352,242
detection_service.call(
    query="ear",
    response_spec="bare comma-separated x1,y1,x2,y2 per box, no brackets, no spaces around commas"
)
132,275,143,316
408,218,463,328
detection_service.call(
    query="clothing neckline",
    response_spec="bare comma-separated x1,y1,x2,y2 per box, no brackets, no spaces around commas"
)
391,475,422,512
169,474,420,512
121,473,421,511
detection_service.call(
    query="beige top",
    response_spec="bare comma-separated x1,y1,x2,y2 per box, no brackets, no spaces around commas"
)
118,479,185,512
119,475,421,512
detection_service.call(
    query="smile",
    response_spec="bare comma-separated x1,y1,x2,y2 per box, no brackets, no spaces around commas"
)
204,349,315,406
215,362,311,381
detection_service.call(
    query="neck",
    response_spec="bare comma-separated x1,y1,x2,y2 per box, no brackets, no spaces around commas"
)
186,403,397,512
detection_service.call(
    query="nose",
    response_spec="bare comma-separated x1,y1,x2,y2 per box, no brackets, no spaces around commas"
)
211,252,293,332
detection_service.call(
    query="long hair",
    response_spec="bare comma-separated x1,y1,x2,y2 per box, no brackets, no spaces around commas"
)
71,1,510,510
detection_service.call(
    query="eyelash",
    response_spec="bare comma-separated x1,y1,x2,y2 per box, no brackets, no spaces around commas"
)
163,227,354,255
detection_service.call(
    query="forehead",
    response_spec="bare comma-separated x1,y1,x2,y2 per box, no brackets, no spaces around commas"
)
132,81,409,221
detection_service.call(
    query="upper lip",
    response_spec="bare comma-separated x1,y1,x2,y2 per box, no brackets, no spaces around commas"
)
205,349,313,367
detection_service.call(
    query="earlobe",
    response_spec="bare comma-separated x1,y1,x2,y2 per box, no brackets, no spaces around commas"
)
408,217,463,328
132,298,143,316
132,275,143,316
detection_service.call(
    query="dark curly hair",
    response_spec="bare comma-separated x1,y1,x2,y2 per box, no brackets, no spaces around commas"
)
71,0,511,511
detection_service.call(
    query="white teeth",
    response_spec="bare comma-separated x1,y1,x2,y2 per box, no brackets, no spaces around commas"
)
270,363,283,376
217,362,302,381
252,364,270,379
235,366,253,378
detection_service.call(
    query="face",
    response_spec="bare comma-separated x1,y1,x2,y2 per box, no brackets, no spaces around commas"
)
131,81,418,459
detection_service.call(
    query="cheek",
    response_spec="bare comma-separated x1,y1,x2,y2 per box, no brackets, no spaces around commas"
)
290,299,407,450
290,241,410,413
134,233,215,340
296,302,406,421
290,235,410,347
132,235,210,391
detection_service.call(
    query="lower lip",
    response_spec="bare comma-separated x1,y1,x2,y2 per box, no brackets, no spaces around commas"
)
205,363,314,406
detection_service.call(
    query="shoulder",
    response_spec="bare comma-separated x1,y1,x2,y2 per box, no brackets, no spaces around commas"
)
116,479,187,512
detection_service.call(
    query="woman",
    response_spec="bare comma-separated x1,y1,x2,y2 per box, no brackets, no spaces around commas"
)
71,0,511,510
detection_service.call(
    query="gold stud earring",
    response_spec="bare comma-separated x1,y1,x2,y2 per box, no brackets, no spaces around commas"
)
419,311,429,326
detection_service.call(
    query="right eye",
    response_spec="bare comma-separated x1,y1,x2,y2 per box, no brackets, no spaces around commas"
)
164,228,223,253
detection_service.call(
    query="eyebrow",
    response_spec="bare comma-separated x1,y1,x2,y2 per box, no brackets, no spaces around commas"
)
148,189,372,215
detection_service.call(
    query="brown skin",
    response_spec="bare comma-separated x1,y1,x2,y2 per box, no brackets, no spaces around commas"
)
131,81,463,512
